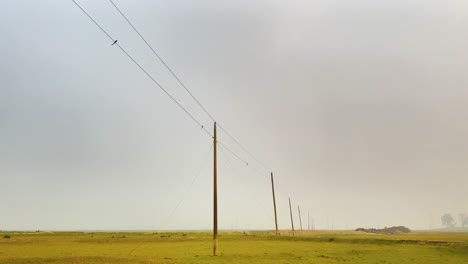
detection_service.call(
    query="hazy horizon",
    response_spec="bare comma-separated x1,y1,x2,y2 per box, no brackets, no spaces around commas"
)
1,0,467,231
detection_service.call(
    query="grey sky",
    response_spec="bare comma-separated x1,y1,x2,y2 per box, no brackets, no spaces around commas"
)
1,0,467,231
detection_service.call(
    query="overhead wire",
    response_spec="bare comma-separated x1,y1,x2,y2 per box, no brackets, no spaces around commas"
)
108,0,217,124
218,144,275,223
219,139,290,217
71,0,272,190
73,0,265,172
217,141,249,166
220,140,270,181
70,0,212,138
107,0,271,174
217,124,271,172
71,0,304,229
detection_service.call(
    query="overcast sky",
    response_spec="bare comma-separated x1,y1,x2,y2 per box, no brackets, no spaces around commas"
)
1,0,467,231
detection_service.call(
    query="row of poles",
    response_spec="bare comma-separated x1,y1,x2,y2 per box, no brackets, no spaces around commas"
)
212,122,314,256
67,0,307,257
288,198,314,235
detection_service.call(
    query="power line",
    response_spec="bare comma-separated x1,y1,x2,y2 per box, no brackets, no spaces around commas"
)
71,0,270,185
218,145,275,223
218,142,269,181
71,0,307,232
70,0,212,138
107,0,271,173
108,0,216,123
217,123,271,172
218,141,249,166
71,0,113,41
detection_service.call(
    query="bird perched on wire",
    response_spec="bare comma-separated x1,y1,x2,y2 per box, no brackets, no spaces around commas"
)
111,40,118,46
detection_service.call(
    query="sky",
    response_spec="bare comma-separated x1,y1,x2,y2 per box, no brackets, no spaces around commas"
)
1,0,467,231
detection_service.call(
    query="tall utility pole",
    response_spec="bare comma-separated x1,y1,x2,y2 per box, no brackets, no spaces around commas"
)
213,122,218,256
289,198,295,236
298,205,303,232
270,172,279,235
308,212,310,230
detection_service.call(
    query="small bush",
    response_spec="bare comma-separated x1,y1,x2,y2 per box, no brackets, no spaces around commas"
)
3,235,11,239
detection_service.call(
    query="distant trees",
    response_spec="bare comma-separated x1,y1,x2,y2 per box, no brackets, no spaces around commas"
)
460,214,468,228
441,214,456,228
462,217,468,227
463,218,468,228
441,213,468,228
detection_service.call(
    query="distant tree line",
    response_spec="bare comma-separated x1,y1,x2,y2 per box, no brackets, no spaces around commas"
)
441,213,468,228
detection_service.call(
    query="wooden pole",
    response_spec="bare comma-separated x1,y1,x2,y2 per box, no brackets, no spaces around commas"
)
289,197,294,236
213,122,218,256
308,212,310,230
298,205,303,232
270,172,279,235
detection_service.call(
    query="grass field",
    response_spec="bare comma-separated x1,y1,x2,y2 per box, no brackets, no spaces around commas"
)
1,231,467,263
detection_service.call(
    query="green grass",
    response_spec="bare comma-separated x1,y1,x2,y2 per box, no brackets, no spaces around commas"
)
1,231,467,263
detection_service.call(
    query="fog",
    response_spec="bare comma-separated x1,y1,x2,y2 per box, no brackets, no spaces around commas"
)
1,0,467,231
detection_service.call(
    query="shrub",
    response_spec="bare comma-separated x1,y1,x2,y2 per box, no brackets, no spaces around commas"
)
3,235,11,239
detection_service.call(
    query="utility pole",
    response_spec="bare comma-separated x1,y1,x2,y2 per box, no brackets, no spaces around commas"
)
308,212,310,230
270,172,279,235
289,197,295,236
213,122,218,256
298,205,303,232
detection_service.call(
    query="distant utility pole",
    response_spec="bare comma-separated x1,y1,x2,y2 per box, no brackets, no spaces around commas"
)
298,205,303,232
289,198,295,236
213,122,218,256
270,172,279,235
308,212,310,230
